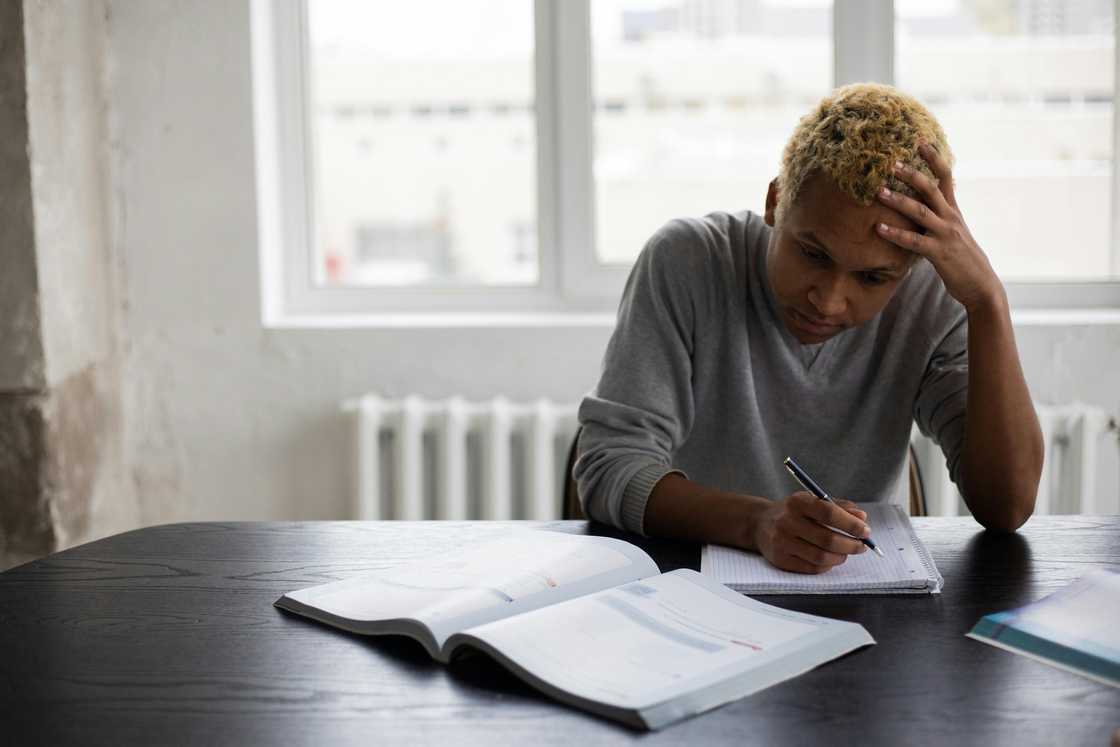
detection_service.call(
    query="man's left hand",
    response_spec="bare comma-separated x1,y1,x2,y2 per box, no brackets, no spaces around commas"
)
874,142,1004,313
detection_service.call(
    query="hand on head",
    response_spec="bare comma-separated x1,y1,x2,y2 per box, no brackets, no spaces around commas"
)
875,143,1003,313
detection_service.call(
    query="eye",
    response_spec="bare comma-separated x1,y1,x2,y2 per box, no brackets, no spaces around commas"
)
860,272,889,286
799,244,829,264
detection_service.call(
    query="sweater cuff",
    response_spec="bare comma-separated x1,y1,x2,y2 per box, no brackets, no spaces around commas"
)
620,464,688,536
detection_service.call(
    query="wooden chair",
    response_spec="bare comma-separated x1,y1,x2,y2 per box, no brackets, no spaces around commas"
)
562,427,586,520
906,444,927,517
562,427,927,520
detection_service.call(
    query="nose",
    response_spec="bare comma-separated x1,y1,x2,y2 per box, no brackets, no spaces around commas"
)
807,273,847,318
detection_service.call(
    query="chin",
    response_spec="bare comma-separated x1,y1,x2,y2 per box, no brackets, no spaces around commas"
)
789,326,836,344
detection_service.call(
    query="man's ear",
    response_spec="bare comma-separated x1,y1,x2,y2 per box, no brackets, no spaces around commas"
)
764,178,779,227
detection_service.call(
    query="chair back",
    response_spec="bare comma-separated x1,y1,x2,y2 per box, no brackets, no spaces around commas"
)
562,427,586,520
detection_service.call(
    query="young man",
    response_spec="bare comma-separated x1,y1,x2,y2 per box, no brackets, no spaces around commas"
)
574,83,1044,574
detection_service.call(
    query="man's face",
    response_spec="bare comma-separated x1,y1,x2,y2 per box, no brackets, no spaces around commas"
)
765,172,919,344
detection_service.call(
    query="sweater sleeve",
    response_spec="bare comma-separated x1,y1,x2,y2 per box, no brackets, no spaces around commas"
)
574,221,709,535
912,306,969,489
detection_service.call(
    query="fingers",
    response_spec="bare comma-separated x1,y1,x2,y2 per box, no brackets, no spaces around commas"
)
762,494,875,574
789,492,871,539
770,535,848,574
772,552,831,575
888,158,952,218
791,514,868,556
877,185,948,235
876,222,936,258
787,538,848,572
918,142,957,207
835,499,868,522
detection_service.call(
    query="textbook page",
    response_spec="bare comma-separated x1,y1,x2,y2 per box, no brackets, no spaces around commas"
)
450,569,874,730
701,503,943,594
277,529,659,656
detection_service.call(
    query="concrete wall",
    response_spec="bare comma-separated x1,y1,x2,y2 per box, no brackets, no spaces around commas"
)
102,1,1120,529
25,0,117,387
0,0,132,568
0,2,44,393
0,1,49,564
25,0,133,548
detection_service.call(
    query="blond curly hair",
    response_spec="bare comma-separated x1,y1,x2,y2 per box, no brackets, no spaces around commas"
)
775,83,953,223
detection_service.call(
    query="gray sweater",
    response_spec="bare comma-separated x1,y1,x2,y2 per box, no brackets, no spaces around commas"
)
575,210,968,535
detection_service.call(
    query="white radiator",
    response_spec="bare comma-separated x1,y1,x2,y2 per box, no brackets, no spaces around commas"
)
344,395,579,520
912,403,1120,516
348,395,1118,520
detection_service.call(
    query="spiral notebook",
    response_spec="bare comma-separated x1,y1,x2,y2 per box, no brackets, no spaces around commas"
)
701,503,943,595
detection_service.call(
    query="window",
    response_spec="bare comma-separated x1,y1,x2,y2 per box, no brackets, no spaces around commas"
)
591,0,833,266
895,0,1115,282
251,0,1120,321
306,1,538,289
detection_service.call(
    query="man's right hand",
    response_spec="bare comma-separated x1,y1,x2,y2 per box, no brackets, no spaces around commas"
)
753,491,871,574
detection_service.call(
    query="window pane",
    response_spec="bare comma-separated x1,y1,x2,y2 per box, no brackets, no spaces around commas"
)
896,0,1115,280
306,1,537,287
591,0,833,264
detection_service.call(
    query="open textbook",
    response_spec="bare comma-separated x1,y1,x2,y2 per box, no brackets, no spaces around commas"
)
702,503,943,594
968,569,1120,688
275,529,874,730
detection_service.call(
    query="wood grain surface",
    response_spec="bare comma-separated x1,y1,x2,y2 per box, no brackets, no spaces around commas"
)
1,516,1117,746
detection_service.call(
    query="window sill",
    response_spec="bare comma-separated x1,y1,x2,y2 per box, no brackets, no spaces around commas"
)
264,307,1120,330
1009,308,1120,325
263,311,618,329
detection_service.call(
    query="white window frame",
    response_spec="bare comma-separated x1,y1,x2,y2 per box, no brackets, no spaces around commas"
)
251,0,1120,324
252,0,571,319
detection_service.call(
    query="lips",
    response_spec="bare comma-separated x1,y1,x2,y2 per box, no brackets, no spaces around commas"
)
788,307,844,337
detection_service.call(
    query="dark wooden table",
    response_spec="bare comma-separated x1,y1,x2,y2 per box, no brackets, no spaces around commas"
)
1,516,1118,746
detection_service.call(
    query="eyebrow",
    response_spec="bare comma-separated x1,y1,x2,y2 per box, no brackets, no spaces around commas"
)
798,230,906,274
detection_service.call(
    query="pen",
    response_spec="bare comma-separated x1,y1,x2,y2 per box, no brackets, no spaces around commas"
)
783,456,883,557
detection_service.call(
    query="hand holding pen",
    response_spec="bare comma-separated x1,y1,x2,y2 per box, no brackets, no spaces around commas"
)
751,458,881,574
784,457,883,557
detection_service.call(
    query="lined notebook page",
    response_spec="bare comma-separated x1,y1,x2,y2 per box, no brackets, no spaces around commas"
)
701,503,943,595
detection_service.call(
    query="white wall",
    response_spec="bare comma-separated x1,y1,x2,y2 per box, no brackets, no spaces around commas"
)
107,1,1120,527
